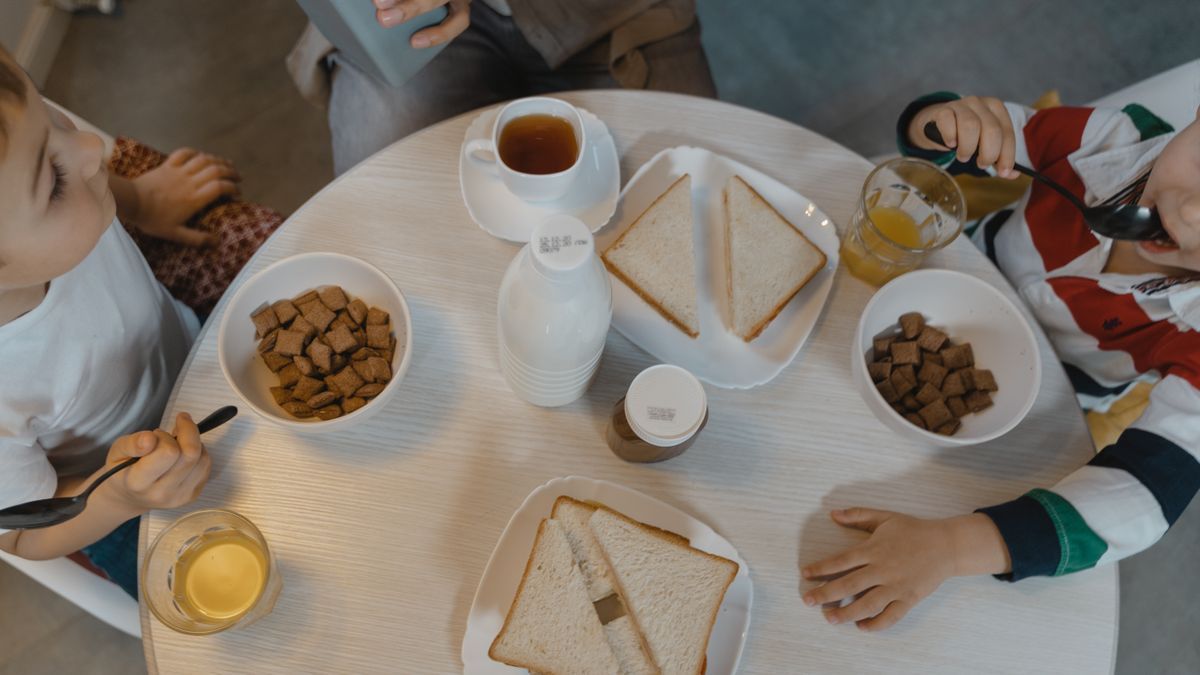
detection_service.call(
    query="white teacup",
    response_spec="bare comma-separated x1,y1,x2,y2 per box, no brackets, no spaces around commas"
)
465,97,586,203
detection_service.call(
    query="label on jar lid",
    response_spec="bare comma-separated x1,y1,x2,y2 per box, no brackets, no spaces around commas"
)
625,365,707,447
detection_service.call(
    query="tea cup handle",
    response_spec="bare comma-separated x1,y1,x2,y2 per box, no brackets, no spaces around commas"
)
465,138,499,175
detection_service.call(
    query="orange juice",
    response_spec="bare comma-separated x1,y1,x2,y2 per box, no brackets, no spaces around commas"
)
842,206,925,286
173,530,268,622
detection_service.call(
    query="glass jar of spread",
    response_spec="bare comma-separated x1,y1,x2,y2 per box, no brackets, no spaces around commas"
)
606,365,708,463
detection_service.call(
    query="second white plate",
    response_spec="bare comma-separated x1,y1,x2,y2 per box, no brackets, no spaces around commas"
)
594,146,840,389
461,476,753,675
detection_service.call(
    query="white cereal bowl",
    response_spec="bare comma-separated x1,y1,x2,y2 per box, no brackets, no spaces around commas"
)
218,252,413,433
851,269,1042,447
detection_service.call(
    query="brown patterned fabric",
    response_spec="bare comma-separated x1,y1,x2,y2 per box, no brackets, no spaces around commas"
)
109,137,284,317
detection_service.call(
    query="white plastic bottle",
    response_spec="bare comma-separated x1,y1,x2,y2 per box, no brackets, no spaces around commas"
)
497,214,612,407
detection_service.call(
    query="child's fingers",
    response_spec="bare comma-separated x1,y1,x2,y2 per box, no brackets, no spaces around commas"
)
856,599,913,632
985,97,1019,178
125,431,182,493
157,416,204,489
930,105,958,150
950,106,982,164
109,430,159,461
166,147,199,167
962,97,1005,171
804,568,877,607
410,0,469,48
196,179,240,205
831,507,892,532
824,587,894,625
803,547,867,580
176,446,212,495
191,163,239,185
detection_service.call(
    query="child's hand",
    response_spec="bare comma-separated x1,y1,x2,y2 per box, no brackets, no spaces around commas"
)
125,148,241,246
1138,190,1200,272
801,509,1010,631
100,412,212,512
908,96,1020,179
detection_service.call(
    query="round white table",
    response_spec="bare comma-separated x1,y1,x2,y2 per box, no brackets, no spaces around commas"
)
141,91,1117,674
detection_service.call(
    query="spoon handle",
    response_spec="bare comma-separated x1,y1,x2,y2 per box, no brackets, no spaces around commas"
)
78,406,239,500
921,122,1089,212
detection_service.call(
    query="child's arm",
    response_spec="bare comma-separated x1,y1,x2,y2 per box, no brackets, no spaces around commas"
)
0,413,211,561
109,149,241,247
801,510,1010,631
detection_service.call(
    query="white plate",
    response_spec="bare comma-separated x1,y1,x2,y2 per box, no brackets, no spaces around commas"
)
460,106,620,243
462,476,753,675
595,146,840,389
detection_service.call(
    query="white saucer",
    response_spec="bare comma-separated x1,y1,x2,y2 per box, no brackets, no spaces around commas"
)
459,106,620,243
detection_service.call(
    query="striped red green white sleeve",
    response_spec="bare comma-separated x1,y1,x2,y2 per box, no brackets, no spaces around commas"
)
979,376,1200,580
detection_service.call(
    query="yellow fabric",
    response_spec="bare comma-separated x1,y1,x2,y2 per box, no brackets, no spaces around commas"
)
1086,382,1154,451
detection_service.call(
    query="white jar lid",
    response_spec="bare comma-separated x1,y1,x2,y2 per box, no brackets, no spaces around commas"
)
625,365,707,447
530,214,593,279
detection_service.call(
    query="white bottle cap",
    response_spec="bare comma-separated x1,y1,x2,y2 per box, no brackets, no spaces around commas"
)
530,214,594,279
625,365,707,447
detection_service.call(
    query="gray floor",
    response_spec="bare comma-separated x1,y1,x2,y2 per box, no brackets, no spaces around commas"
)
5,0,1198,673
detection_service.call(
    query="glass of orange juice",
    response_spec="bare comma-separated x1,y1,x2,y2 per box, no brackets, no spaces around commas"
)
143,510,281,635
841,157,966,286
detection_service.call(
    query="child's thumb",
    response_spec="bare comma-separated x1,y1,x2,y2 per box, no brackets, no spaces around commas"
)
831,507,891,532
128,431,159,457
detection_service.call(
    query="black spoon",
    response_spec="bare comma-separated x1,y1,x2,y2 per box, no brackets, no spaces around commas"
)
0,406,238,530
923,122,1167,241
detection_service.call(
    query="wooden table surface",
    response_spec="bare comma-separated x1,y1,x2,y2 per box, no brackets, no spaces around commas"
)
140,90,1117,674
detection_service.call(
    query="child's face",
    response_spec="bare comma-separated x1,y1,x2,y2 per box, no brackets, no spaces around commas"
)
0,61,114,291
1137,107,1200,273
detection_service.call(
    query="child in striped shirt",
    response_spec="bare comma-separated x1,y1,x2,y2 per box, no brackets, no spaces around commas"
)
802,93,1200,631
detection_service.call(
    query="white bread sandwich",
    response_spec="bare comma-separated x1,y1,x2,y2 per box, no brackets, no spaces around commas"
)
588,507,738,675
489,519,621,674
551,497,619,602
604,614,659,675
724,175,827,341
602,175,700,338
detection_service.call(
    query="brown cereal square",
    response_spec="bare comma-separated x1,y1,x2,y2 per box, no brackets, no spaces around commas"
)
873,335,897,361
381,345,395,365
355,382,385,398
367,356,392,382
936,419,962,436
269,386,292,405
291,375,325,401
272,300,299,326
352,328,366,349
867,361,892,383
890,369,916,397
290,315,318,341
918,399,954,429
351,359,375,383
940,343,974,370
331,354,348,373
347,299,368,325
925,352,944,366
299,299,336,332
281,401,314,418
314,404,343,421
916,326,949,353
342,397,367,414
899,312,925,339
352,347,377,362
957,368,976,392
294,355,315,376
262,352,292,372
890,341,922,365
893,364,916,385
326,324,358,354
319,286,349,311
252,307,279,338
917,361,948,389
275,329,307,356
257,328,279,354
905,413,927,429
966,390,994,412
277,363,301,388
293,289,319,306
947,396,968,418
366,307,389,326
330,367,365,397
902,394,921,411
971,368,998,392
876,379,899,403
915,382,943,406
306,340,333,373
307,391,340,409
366,324,391,349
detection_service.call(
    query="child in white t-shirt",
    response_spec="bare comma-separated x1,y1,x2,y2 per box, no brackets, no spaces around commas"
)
0,49,234,596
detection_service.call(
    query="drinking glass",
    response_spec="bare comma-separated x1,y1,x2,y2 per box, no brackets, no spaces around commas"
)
142,509,281,635
840,157,966,285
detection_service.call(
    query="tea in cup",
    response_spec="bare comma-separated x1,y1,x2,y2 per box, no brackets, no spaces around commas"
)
466,97,586,203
